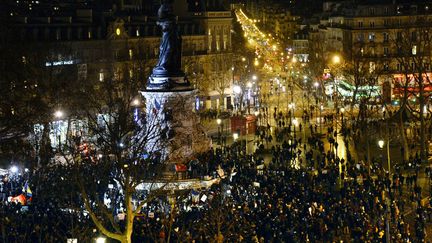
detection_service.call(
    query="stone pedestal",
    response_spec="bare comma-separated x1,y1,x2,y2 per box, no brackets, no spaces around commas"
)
140,89,210,170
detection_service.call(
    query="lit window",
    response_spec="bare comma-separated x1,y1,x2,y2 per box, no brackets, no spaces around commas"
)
116,28,121,36
216,35,220,51
369,62,376,73
129,49,133,59
223,34,228,50
136,29,140,36
88,31,91,39
412,45,417,55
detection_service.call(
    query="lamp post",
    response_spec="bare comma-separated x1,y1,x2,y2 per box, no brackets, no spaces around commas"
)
314,81,320,132
378,138,391,175
331,54,341,121
288,103,295,127
247,81,253,114
233,85,242,113
54,109,64,150
292,118,298,139
132,98,141,122
378,139,391,243
217,118,222,146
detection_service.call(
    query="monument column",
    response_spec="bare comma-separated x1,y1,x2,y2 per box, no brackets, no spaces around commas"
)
140,0,210,177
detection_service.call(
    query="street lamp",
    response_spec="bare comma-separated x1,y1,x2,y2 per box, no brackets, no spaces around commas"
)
54,109,64,150
10,166,18,174
233,133,239,141
378,139,391,243
332,54,341,64
252,75,257,81
54,110,64,119
233,85,242,94
233,85,242,112
132,98,140,106
216,118,222,145
378,140,384,149
292,118,298,138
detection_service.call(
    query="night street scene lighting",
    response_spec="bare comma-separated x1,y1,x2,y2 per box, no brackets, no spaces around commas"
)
0,0,432,242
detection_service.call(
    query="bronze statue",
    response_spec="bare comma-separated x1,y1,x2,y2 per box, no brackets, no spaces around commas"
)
154,0,179,75
147,0,189,90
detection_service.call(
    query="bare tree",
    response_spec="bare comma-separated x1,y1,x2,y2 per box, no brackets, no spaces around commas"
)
393,20,432,162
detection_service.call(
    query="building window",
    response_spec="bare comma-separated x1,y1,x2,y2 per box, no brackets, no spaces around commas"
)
397,63,401,71
358,21,363,28
370,21,375,27
384,19,389,25
208,29,212,51
56,28,61,40
136,29,140,37
216,34,220,51
368,33,375,41
369,62,376,73
383,32,389,42
223,34,227,50
384,62,389,71
412,45,417,55
411,32,417,41
129,49,133,60
384,47,389,56
88,30,92,39
357,33,364,42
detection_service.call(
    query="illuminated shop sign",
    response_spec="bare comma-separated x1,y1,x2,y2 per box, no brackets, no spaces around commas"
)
45,60,74,66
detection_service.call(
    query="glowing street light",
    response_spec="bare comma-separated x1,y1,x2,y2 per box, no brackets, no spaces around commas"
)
254,59,259,66
314,82,319,88
233,85,242,94
252,75,257,81
332,54,341,64
233,133,239,141
247,82,253,88
378,140,385,149
54,110,64,119
292,118,299,127
132,99,140,106
216,118,222,125
10,166,18,173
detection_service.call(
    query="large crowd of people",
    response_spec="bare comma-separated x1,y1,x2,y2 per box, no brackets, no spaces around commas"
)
0,108,431,242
